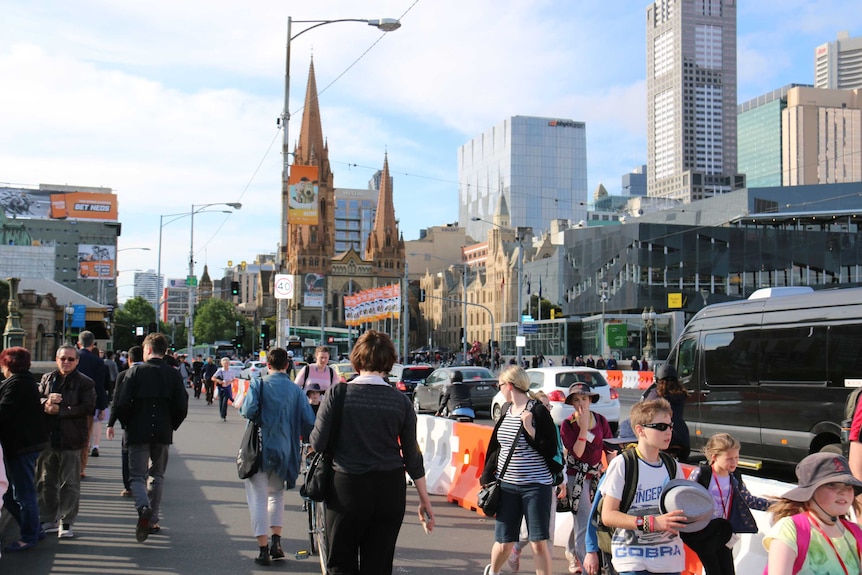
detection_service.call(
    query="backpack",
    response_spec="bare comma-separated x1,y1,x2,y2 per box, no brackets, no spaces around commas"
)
762,514,862,575
298,364,335,389
841,386,862,441
592,448,678,554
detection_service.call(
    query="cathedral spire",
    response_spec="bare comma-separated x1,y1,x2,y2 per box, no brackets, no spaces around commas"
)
365,153,403,268
294,57,325,167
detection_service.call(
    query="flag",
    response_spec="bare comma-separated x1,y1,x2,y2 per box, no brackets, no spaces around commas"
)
538,276,543,299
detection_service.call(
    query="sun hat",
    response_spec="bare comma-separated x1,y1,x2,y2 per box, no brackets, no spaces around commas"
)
305,382,322,395
781,452,862,502
564,382,599,404
659,479,714,533
603,419,637,447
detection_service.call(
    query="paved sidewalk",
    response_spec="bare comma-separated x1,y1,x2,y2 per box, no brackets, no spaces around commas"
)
0,390,573,574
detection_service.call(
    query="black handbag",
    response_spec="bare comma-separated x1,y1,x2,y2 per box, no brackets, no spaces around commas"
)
237,380,264,479
301,383,346,502
478,422,523,517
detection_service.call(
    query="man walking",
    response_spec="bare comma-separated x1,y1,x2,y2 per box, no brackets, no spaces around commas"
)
36,345,96,538
114,333,188,542
75,331,108,470
106,345,144,497
192,355,204,399
202,356,218,405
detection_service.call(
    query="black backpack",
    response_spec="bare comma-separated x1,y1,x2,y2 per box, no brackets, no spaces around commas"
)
592,448,677,554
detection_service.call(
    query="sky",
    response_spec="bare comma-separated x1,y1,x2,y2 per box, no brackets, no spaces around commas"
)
0,0,859,302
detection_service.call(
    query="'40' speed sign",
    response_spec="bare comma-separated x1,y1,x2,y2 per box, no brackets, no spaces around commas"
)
274,274,295,300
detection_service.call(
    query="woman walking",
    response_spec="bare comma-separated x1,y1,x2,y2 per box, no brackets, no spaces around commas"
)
310,330,435,574
480,365,561,575
213,357,239,422
239,348,315,565
0,346,49,552
294,345,335,392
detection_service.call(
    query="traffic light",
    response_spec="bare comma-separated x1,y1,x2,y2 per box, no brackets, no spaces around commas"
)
231,281,240,296
418,289,426,302
239,324,246,338
260,322,269,340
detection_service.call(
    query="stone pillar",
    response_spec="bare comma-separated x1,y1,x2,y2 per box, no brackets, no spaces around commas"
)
3,277,26,349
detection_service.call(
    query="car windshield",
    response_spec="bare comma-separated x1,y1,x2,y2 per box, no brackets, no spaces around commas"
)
403,367,434,379
460,368,494,380
555,371,608,388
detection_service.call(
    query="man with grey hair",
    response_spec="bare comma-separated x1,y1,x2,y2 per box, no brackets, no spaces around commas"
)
75,331,108,474
36,344,96,539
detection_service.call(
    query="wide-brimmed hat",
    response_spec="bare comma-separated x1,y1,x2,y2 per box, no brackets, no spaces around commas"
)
564,382,599,404
305,383,322,395
781,453,862,502
603,419,637,447
659,479,714,533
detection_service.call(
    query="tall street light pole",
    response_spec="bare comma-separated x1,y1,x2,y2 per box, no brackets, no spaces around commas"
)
277,15,402,349
186,202,242,354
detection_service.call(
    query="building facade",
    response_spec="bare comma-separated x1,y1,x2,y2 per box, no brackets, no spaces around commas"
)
815,31,862,90
459,115,588,241
134,269,160,308
646,0,745,202
334,187,377,254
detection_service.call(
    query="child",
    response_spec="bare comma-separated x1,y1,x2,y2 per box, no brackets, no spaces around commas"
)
305,383,322,417
764,452,862,575
600,398,687,575
685,433,770,575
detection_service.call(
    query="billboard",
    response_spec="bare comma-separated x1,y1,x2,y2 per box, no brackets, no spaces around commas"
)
303,273,325,307
77,244,115,279
287,165,319,225
0,187,118,221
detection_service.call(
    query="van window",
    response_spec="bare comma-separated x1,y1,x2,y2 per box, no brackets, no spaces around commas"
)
760,326,828,383
677,337,698,379
703,331,758,386
826,325,862,386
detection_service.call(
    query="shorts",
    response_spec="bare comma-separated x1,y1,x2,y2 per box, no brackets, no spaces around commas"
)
493,481,552,543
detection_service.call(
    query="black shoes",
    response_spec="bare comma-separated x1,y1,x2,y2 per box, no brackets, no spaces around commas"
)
90,447,99,457
255,546,272,566
136,506,153,542
269,534,284,559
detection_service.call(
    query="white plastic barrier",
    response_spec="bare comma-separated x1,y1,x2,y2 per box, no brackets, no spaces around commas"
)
415,414,457,496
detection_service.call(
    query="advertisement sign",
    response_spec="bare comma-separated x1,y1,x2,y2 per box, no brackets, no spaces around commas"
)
343,283,401,325
51,192,118,220
77,244,115,279
287,165,319,225
303,273,325,307
71,305,87,328
274,274,295,300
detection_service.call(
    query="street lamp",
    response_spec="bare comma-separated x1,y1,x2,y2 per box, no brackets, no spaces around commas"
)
187,203,242,354
472,217,525,366
276,15,402,348
641,306,656,361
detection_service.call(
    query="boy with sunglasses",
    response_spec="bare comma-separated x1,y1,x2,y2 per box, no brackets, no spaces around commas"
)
598,399,687,575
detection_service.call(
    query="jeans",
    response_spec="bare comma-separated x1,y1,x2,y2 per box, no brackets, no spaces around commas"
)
129,443,169,523
494,481,552,543
3,450,41,544
218,385,233,419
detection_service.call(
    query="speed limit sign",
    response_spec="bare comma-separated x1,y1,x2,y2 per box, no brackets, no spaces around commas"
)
274,274,295,300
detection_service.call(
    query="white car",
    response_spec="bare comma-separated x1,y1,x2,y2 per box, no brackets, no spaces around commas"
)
491,367,620,429
240,360,268,380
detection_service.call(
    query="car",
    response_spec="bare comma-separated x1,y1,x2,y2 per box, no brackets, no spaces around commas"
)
412,366,498,415
388,364,436,399
330,362,357,383
491,367,620,428
229,360,245,372
240,360,268,380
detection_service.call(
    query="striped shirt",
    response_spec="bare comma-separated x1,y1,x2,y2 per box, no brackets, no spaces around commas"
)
495,407,553,485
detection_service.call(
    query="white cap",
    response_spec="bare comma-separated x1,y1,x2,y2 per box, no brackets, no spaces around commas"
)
287,350,294,357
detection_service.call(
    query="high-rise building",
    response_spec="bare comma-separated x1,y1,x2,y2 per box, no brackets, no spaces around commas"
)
815,32,862,90
646,0,745,202
621,165,648,196
334,187,377,254
459,115,588,241
782,86,862,186
162,278,190,324
133,269,160,308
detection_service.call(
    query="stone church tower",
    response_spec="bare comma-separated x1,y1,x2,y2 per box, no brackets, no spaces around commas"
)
364,153,405,276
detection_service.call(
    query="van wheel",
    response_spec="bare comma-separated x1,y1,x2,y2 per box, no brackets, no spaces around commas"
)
818,442,843,455
492,404,502,422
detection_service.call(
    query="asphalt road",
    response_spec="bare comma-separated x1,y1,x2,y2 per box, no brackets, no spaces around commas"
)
0,389,576,574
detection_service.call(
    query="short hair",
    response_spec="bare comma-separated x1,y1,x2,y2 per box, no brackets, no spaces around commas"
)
267,348,288,370
143,333,168,356
56,344,78,359
0,346,31,374
79,330,95,347
105,350,114,359
314,345,330,356
128,345,144,363
703,432,741,463
630,398,672,428
349,330,397,374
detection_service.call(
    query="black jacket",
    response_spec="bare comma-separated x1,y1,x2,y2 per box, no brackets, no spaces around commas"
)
38,369,96,450
114,357,188,445
0,371,49,456
77,347,109,410
437,381,473,414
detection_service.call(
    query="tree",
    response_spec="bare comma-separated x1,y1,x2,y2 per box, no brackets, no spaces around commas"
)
524,295,561,320
113,296,155,351
193,298,245,345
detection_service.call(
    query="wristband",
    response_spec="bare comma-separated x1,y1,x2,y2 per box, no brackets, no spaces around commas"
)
635,516,644,531
649,515,656,532
577,437,587,442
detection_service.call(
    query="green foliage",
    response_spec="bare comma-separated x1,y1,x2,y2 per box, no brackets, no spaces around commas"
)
524,295,561,320
113,297,155,350
193,298,246,345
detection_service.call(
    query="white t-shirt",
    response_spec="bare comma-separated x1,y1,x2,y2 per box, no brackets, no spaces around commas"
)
599,452,685,574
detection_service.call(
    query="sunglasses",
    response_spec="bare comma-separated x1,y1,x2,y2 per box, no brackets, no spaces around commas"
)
58,356,78,362
496,382,510,389
642,422,674,431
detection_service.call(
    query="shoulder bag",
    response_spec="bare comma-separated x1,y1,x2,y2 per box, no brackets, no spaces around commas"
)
477,418,524,517
237,379,264,479
301,383,346,502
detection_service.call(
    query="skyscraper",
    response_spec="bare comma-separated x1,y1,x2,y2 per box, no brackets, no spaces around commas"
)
815,32,862,90
460,115,588,242
133,269,160,308
646,0,745,202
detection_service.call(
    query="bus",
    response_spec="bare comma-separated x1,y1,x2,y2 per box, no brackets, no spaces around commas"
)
663,286,862,467
180,342,236,359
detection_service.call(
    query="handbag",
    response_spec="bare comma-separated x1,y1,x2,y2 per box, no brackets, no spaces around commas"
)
301,383,346,502
237,379,264,479
478,421,523,517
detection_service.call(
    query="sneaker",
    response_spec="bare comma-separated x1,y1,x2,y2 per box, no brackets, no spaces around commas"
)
483,564,492,575
40,521,59,534
58,524,74,538
255,547,272,566
269,534,284,559
507,547,521,572
91,447,100,457
136,506,153,542
567,552,582,574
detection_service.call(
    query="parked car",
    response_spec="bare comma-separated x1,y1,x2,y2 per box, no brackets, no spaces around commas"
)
240,360,268,380
388,364,436,399
412,366,498,415
491,367,620,429
330,362,357,383
229,360,245,372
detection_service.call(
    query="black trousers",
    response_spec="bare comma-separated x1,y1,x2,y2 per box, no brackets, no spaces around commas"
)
681,518,735,575
325,469,406,575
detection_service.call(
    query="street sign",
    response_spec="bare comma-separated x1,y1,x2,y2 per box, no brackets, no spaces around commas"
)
522,323,538,334
186,276,197,287
274,274,295,300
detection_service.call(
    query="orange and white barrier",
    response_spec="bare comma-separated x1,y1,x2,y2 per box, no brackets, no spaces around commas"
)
597,369,655,390
415,415,457,495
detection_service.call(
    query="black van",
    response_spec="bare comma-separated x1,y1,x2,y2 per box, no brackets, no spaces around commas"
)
664,286,862,467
